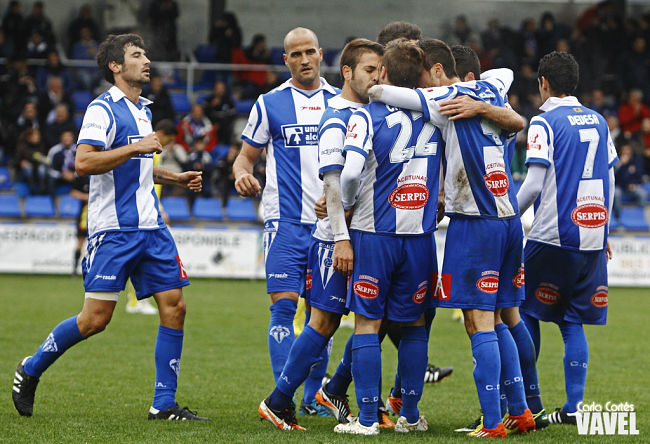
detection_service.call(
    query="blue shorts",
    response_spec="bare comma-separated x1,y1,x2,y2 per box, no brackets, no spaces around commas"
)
437,217,524,310
520,240,608,325
263,219,312,295
347,231,436,323
306,238,349,315
82,228,189,299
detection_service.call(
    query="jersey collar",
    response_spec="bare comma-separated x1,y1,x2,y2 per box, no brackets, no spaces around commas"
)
276,77,338,95
328,94,364,110
539,95,581,112
108,85,153,108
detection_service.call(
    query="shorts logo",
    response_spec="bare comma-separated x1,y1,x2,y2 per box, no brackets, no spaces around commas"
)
306,270,312,291
433,273,452,300
591,286,608,308
353,280,379,299
412,282,428,304
389,183,429,210
535,284,560,305
571,204,608,228
281,124,318,147
483,170,510,197
269,325,291,343
476,271,499,294
176,255,188,279
318,243,335,289
513,265,525,289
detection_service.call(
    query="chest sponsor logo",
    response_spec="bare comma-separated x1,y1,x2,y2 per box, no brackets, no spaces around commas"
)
281,124,318,147
476,272,499,294
483,170,510,197
353,280,379,299
535,285,560,305
412,283,428,304
591,287,608,308
571,203,608,228
389,183,429,210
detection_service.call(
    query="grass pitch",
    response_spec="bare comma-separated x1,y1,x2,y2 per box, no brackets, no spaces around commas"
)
0,275,647,443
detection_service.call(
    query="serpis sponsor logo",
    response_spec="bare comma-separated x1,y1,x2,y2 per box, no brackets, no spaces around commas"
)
484,170,510,197
591,287,608,308
572,203,608,228
281,124,319,147
512,265,525,289
388,183,429,210
412,283,428,304
476,271,499,294
353,280,379,299
535,285,560,305
306,270,312,290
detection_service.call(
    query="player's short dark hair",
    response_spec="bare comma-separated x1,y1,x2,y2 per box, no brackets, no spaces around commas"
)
382,40,424,88
339,38,384,78
377,21,422,46
451,45,480,80
96,33,146,84
537,51,579,96
417,38,457,79
154,119,177,135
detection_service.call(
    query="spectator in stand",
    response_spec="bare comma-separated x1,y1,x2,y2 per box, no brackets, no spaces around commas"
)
607,115,621,145
203,80,236,144
588,89,617,119
8,101,40,156
2,1,25,57
445,15,481,48
518,18,538,66
43,103,76,148
12,127,47,194
3,56,38,122
25,30,49,58
67,4,100,54
209,11,242,63
38,76,73,124
36,50,73,92
639,117,650,155
512,63,539,108
176,104,217,152
70,27,100,90
619,36,650,100
185,139,214,199
481,18,516,70
618,89,650,135
156,119,188,176
613,142,648,221
46,129,76,194
143,74,175,127
148,0,179,61
536,11,571,57
214,143,240,207
22,1,55,46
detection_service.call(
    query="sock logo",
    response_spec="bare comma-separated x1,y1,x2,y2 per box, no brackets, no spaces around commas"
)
269,325,291,343
169,358,180,376
42,333,58,353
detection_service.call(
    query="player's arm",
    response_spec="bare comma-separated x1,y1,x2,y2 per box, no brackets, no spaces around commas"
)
323,171,353,275
438,96,525,132
75,133,162,176
368,84,422,111
153,166,202,192
517,117,551,213
233,141,262,197
340,111,371,210
606,128,618,235
516,164,546,213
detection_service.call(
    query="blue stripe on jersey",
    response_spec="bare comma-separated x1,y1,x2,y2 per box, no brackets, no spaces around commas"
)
78,138,106,147
320,164,344,175
251,102,263,139
346,145,368,157
114,160,141,227
319,122,346,135
88,102,114,135
416,89,431,122
241,135,266,148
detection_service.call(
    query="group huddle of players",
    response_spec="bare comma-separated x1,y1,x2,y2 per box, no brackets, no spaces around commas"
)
233,21,616,437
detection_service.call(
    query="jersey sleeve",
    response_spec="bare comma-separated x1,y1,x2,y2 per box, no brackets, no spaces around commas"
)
343,110,372,158
606,127,618,168
525,116,552,167
415,86,456,127
240,96,270,148
77,102,112,148
318,115,347,178
480,68,514,99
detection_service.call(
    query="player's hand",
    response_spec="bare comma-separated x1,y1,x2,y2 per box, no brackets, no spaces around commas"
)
315,194,328,219
136,133,163,154
333,240,353,276
606,240,613,261
235,173,262,197
367,85,382,101
436,192,445,223
178,171,203,192
439,95,486,120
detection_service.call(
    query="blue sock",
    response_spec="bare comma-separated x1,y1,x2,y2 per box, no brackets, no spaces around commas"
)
268,325,328,410
152,325,183,410
471,331,501,429
351,333,381,427
510,321,543,413
302,336,332,404
521,312,540,360
559,321,588,413
24,316,84,378
268,299,297,383
398,326,427,423
392,366,401,398
495,323,527,416
499,381,508,418
326,333,353,396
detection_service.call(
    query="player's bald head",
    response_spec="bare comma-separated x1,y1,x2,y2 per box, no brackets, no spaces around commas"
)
284,27,319,52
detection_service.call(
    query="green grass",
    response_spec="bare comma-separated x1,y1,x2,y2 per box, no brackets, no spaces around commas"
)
0,275,648,443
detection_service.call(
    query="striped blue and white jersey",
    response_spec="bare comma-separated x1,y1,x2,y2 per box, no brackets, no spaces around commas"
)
241,78,339,224
313,94,364,242
77,85,164,238
416,72,518,219
343,102,443,235
525,96,618,251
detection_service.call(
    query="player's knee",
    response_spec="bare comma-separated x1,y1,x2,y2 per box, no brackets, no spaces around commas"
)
78,312,112,336
308,312,340,337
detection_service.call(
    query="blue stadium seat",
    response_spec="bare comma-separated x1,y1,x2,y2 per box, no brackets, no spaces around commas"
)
74,115,84,130
0,166,12,190
234,99,254,115
643,182,650,202
192,197,223,220
161,196,191,220
195,44,217,63
71,90,93,112
211,144,231,163
609,216,620,231
195,93,209,106
270,47,284,65
323,48,340,66
620,207,649,231
13,182,30,198
0,194,21,217
24,195,55,218
170,92,191,115
225,198,258,222
58,195,81,218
